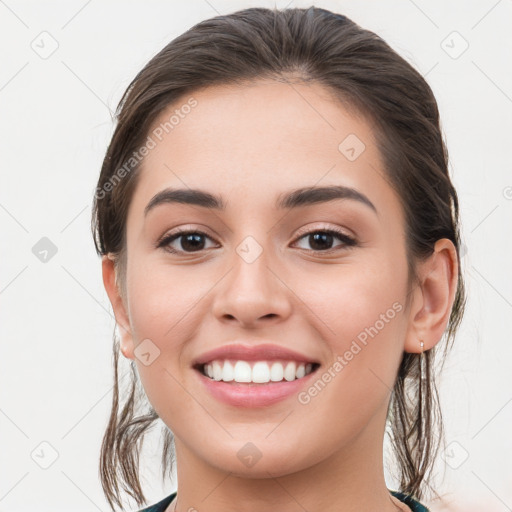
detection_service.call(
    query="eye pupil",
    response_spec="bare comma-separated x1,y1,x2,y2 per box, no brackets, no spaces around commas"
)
309,232,333,251
181,233,205,251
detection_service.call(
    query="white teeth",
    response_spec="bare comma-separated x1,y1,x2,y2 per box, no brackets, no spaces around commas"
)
212,361,223,381
284,361,296,381
233,361,252,382
252,361,270,383
270,361,284,382
222,360,234,381
201,360,316,383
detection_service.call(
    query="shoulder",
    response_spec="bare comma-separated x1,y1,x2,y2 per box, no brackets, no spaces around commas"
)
136,491,177,512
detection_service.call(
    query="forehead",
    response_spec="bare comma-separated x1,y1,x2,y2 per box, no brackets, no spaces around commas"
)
126,79,400,226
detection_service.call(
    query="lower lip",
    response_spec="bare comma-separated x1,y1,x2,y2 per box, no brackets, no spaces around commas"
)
195,367,319,407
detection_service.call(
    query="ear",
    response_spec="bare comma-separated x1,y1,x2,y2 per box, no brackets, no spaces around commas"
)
102,254,135,360
404,238,459,353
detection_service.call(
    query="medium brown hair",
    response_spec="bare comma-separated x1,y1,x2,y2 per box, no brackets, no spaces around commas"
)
91,6,466,510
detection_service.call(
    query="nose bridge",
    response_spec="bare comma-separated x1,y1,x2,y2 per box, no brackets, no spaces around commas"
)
212,231,292,324
231,232,277,298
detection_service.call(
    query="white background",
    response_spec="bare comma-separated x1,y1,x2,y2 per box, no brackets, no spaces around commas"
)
0,0,511,511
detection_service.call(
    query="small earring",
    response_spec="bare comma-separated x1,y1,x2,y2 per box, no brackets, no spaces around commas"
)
419,339,426,383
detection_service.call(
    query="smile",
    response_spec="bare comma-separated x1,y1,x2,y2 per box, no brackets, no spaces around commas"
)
198,359,319,384
194,359,321,408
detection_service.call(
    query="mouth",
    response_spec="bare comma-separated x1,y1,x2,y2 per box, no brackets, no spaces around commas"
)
193,359,321,384
193,358,321,407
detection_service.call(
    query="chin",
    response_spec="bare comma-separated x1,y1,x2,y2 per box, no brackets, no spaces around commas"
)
204,444,313,479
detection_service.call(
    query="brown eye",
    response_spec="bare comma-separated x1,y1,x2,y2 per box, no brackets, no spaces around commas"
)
293,229,357,252
158,230,217,254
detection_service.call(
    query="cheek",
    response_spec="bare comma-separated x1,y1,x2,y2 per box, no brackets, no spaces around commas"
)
126,256,208,344
124,255,231,416
289,265,406,444
297,259,407,383
308,263,404,334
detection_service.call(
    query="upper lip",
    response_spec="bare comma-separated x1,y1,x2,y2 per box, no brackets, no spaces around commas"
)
192,343,321,367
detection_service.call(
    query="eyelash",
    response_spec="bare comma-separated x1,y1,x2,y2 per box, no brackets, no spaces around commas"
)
156,226,357,255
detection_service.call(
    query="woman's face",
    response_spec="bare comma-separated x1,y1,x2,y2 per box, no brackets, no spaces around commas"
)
107,80,418,477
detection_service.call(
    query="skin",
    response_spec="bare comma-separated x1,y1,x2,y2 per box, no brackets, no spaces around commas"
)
102,79,458,512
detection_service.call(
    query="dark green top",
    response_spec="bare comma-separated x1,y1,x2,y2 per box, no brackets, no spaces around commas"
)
137,489,430,511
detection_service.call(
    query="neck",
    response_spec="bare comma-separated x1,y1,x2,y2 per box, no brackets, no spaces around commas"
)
166,401,409,512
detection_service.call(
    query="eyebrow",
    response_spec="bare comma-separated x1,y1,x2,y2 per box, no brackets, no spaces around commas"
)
144,185,377,217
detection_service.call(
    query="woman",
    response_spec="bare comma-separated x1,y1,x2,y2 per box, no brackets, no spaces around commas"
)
92,6,465,512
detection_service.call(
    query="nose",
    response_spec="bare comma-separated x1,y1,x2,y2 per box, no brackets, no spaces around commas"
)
211,243,292,329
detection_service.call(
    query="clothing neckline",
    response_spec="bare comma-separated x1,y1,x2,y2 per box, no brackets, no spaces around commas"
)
139,489,430,512
389,489,430,512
